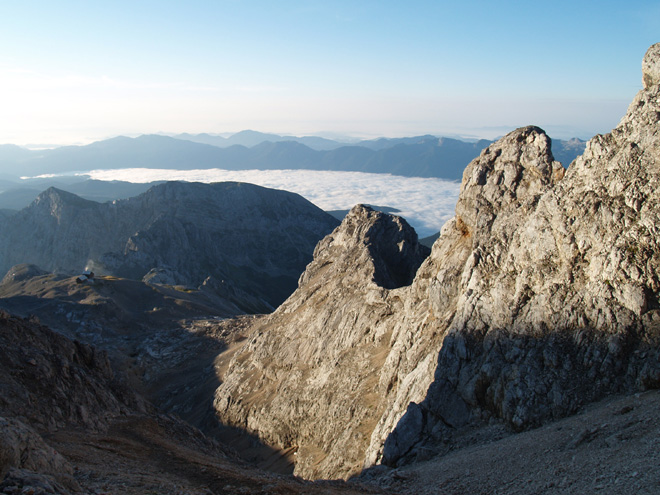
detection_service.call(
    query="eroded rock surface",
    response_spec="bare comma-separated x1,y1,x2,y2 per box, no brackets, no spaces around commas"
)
0,310,384,494
212,45,660,480
213,206,430,478
0,311,146,432
642,42,660,89
0,417,79,493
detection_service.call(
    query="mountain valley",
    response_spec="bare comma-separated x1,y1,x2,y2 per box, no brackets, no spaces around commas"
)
0,43,659,494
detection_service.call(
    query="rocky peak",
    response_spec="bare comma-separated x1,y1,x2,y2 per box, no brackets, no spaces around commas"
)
211,45,660,480
29,187,100,222
455,126,564,240
213,205,431,478
32,186,97,207
0,181,339,312
377,44,660,467
296,205,429,294
642,42,660,89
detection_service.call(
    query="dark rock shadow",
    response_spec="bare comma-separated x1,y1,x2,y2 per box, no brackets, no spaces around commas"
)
379,323,660,468
0,290,293,475
352,205,431,289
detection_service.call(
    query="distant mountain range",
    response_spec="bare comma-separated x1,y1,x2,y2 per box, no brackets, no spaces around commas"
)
0,130,586,182
173,130,349,150
0,131,586,215
0,178,160,210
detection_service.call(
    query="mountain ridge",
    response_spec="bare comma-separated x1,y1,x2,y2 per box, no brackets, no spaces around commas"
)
0,43,658,494
209,44,660,480
0,181,339,313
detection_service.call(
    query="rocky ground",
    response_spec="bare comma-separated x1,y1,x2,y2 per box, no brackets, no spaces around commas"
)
371,389,660,495
0,309,387,494
209,43,660,481
2,318,658,495
42,415,383,495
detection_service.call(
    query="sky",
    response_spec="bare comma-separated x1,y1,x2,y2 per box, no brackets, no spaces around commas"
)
0,0,658,146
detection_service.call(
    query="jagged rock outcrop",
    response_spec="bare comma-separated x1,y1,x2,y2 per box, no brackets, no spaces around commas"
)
212,44,660,480
0,310,147,492
0,181,339,312
642,42,660,89
213,206,430,478
0,311,373,494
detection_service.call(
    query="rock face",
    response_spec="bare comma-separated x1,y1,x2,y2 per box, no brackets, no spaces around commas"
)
0,181,339,312
642,42,660,89
0,417,80,493
213,206,431,478
212,44,660,480
0,312,373,494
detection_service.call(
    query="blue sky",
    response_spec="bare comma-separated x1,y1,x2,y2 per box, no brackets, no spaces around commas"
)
0,0,657,146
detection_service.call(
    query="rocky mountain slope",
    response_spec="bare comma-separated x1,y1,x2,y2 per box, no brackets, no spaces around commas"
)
210,43,660,480
0,310,390,494
371,389,660,495
0,181,339,312
2,305,658,494
1,43,658,494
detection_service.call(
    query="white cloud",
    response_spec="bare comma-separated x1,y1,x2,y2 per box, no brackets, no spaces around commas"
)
79,168,460,237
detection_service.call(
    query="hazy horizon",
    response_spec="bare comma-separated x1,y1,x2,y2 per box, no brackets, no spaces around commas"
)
1,1,657,148
6,127,586,151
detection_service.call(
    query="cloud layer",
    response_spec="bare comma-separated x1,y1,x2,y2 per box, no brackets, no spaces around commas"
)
81,168,460,237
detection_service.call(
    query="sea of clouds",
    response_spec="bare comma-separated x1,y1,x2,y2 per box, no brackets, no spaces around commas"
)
80,168,461,238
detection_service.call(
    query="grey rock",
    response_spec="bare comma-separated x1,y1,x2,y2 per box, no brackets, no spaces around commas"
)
0,418,78,492
0,310,146,432
141,266,183,286
0,468,73,495
381,402,424,466
211,44,660,480
642,42,660,89
0,181,339,312
374,43,660,467
213,205,430,479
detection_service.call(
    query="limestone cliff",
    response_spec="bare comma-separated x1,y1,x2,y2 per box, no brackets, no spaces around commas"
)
212,44,660,479
213,206,430,477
